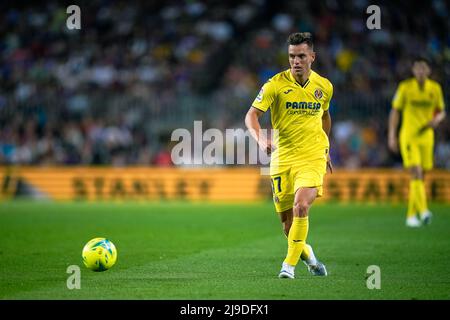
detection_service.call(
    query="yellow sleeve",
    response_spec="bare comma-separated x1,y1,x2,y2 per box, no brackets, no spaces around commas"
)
322,82,333,111
435,83,445,111
392,83,405,110
252,80,277,112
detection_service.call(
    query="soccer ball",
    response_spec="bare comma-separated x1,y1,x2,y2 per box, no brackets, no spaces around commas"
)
82,238,117,272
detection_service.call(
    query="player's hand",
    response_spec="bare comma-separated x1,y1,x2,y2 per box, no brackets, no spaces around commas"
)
326,154,333,174
388,135,398,153
418,120,438,134
258,139,276,155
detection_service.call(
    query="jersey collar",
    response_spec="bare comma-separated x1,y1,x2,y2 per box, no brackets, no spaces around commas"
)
288,69,315,88
414,77,429,91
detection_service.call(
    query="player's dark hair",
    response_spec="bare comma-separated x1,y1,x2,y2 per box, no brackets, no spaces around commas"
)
287,32,314,50
412,56,430,66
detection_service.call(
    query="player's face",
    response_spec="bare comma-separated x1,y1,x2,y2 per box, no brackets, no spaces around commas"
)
288,44,315,78
412,61,430,82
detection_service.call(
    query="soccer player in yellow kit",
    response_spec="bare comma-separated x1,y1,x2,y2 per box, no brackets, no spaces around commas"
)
388,57,446,227
245,33,333,278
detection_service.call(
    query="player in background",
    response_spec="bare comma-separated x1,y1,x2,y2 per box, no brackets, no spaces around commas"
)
245,32,333,279
388,57,446,227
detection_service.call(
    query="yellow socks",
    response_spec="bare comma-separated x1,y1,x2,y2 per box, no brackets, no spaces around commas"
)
284,216,309,266
407,180,418,218
408,179,428,218
284,225,311,263
300,243,311,261
284,226,311,263
415,180,428,213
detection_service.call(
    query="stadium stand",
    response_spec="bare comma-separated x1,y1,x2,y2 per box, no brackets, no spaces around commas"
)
0,0,448,168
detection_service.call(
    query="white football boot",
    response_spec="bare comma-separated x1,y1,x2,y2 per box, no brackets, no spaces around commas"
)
278,262,295,279
420,210,432,225
406,216,422,227
302,244,328,276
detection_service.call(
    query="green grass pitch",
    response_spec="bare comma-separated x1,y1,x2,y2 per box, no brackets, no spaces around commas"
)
0,201,449,299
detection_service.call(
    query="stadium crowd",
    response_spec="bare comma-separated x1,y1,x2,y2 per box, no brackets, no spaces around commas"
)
0,1,449,168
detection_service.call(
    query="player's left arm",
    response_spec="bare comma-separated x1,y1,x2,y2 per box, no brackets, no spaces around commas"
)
322,109,331,137
420,84,446,132
430,83,446,127
429,110,446,129
322,109,333,173
322,82,333,173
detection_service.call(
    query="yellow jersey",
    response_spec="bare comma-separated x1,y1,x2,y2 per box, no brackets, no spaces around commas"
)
252,69,333,174
392,78,445,143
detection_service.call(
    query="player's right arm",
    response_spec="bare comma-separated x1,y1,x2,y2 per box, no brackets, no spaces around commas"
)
388,109,401,153
388,82,405,153
245,107,274,155
245,80,277,155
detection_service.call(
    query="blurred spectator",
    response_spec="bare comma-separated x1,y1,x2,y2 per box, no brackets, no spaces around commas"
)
152,146,173,167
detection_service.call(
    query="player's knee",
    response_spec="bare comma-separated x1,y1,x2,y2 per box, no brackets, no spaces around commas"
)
294,200,310,217
410,166,423,179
